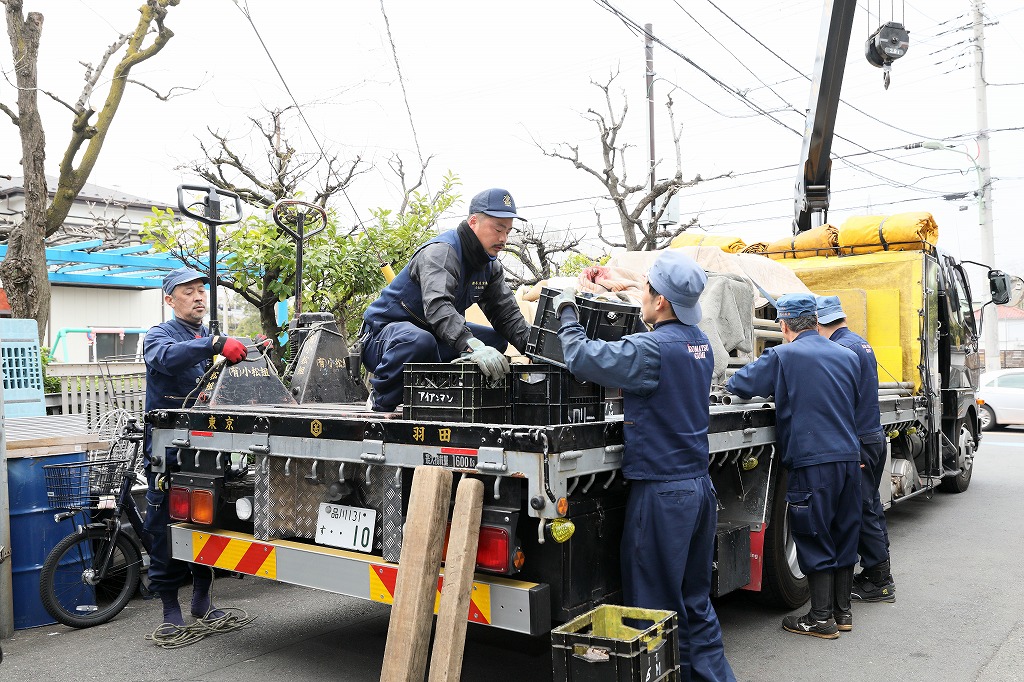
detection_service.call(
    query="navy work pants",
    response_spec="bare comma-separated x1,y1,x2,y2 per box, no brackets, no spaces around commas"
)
621,476,736,682
145,469,195,594
361,320,507,411
858,436,890,569
787,461,861,573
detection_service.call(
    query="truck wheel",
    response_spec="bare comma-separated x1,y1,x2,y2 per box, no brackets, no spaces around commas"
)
755,468,809,609
939,419,975,494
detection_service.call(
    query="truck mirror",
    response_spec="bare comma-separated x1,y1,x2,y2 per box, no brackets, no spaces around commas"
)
988,270,1012,305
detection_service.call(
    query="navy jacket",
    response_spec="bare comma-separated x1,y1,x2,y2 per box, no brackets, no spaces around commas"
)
362,229,528,352
143,318,213,411
559,312,714,480
828,327,884,441
726,330,860,469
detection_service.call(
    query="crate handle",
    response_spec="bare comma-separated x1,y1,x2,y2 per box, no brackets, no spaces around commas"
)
571,644,612,664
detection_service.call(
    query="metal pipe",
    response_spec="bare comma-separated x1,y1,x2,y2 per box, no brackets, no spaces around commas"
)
879,382,914,389
753,329,785,340
878,389,913,396
752,318,780,329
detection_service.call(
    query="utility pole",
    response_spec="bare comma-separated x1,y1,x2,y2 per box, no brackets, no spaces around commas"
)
972,0,999,371
645,23,655,226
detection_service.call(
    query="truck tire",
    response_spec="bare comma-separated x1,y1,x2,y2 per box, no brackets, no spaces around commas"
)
755,468,809,609
939,419,975,494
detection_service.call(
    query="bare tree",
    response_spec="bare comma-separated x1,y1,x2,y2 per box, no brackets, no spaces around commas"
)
502,221,584,289
1,0,185,341
184,106,367,211
535,69,731,251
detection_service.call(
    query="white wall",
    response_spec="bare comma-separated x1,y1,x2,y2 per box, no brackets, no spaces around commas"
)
48,286,164,362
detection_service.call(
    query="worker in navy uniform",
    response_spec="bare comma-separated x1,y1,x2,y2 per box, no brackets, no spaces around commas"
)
816,295,895,605
554,250,736,681
361,188,531,411
726,293,862,639
143,267,256,636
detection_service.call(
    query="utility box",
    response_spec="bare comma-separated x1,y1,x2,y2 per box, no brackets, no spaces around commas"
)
403,363,510,423
510,365,604,425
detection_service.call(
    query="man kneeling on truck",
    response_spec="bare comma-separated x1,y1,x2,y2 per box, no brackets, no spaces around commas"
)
553,250,736,681
726,293,862,639
360,188,531,412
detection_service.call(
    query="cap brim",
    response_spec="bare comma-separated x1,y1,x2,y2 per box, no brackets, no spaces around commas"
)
482,210,526,221
817,311,843,324
670,300,701,326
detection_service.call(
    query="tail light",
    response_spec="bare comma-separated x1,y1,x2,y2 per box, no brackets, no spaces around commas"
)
191,489,215,525
169,487,191,521
475,526,511,573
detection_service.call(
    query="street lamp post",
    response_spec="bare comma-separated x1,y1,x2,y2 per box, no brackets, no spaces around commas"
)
910,140,999,371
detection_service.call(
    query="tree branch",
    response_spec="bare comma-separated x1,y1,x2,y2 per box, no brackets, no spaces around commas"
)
124,76,201,101
0,101,17,125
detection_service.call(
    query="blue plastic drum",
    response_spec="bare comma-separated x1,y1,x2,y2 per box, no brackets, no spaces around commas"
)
7,451,84,629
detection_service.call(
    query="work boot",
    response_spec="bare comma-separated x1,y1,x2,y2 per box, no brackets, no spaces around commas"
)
191,572,227,621
834,565,854,632
782,570,839,639
852,559,896,603
155,590,185,637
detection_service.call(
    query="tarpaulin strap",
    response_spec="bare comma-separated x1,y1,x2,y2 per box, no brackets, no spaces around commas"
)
877,217,891,251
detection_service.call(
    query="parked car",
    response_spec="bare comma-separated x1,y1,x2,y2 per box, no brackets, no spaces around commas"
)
977,369,1024,430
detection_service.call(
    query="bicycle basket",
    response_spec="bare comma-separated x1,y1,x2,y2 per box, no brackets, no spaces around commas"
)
43,457,131,510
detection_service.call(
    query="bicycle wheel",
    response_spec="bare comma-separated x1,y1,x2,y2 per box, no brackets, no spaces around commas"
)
39,527,142,628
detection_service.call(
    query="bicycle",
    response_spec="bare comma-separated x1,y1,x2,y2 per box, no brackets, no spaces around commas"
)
38,418,150,628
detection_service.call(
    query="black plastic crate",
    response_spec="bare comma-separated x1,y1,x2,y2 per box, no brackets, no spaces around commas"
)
402,363,510,423
527,287,642,368
552,605,680,682
511,365,605,425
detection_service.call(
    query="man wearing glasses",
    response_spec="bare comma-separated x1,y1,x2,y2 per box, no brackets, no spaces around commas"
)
361,188,531,412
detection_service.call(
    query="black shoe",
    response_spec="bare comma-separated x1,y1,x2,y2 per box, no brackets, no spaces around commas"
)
834,611,853,632
782,613,840,639
851,573,896,603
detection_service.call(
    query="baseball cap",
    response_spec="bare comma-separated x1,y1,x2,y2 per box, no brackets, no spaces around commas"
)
162,267,209,295
815,295,846,325
468,188,526,221
647,250,706,325
774,293,817,322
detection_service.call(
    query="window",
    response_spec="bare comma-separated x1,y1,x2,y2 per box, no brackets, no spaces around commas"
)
996,373,1024,389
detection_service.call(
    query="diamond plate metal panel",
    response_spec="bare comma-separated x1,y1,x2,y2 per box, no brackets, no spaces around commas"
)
256,457,403,555
254,455,272,540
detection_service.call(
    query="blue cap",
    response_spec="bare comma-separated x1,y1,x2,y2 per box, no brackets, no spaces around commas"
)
162,267,208,295
774,293,817,322
647,250,706,325
468,188,526,221
815,295,846,324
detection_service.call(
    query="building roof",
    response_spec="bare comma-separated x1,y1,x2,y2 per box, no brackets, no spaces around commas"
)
0,175,171,211
974,305,1024,320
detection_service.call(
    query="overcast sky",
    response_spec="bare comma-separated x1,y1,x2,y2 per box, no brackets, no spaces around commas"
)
3,0,1023,284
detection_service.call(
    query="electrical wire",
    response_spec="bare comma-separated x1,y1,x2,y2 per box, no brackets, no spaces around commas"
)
230,0,389,266
379,0,430,196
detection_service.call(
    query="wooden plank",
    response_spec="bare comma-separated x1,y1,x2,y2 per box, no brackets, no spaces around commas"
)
6,441,108,458
428,477,484,682
380,466,453,682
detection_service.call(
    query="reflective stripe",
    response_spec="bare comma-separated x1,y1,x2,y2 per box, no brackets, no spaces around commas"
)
369,563,492,625
192,531,277,579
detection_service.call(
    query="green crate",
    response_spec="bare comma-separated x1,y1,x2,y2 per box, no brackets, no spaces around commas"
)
551,605,680,682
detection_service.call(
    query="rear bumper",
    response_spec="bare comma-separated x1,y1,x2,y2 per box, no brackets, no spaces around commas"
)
169,523,551,635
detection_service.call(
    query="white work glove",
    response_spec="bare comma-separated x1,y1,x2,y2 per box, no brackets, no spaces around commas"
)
552,286,579,318
454,337,510,380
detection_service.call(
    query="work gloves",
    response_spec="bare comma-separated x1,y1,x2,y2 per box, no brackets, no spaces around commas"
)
553,287,579,319
211,336,248,365
454,337,509,380
253,334,273,355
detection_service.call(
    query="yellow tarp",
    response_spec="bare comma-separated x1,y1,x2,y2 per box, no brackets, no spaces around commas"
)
838,212,938,254
765,224,839,260
669,233,746,253
777,250,925,393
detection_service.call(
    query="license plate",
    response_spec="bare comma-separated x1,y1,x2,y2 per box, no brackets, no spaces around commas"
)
314,503,377,552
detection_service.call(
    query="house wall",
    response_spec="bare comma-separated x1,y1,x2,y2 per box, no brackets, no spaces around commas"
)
998,319,1024,351
48,286,165,362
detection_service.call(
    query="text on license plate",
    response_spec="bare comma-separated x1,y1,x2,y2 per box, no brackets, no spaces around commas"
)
315,503,377,552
